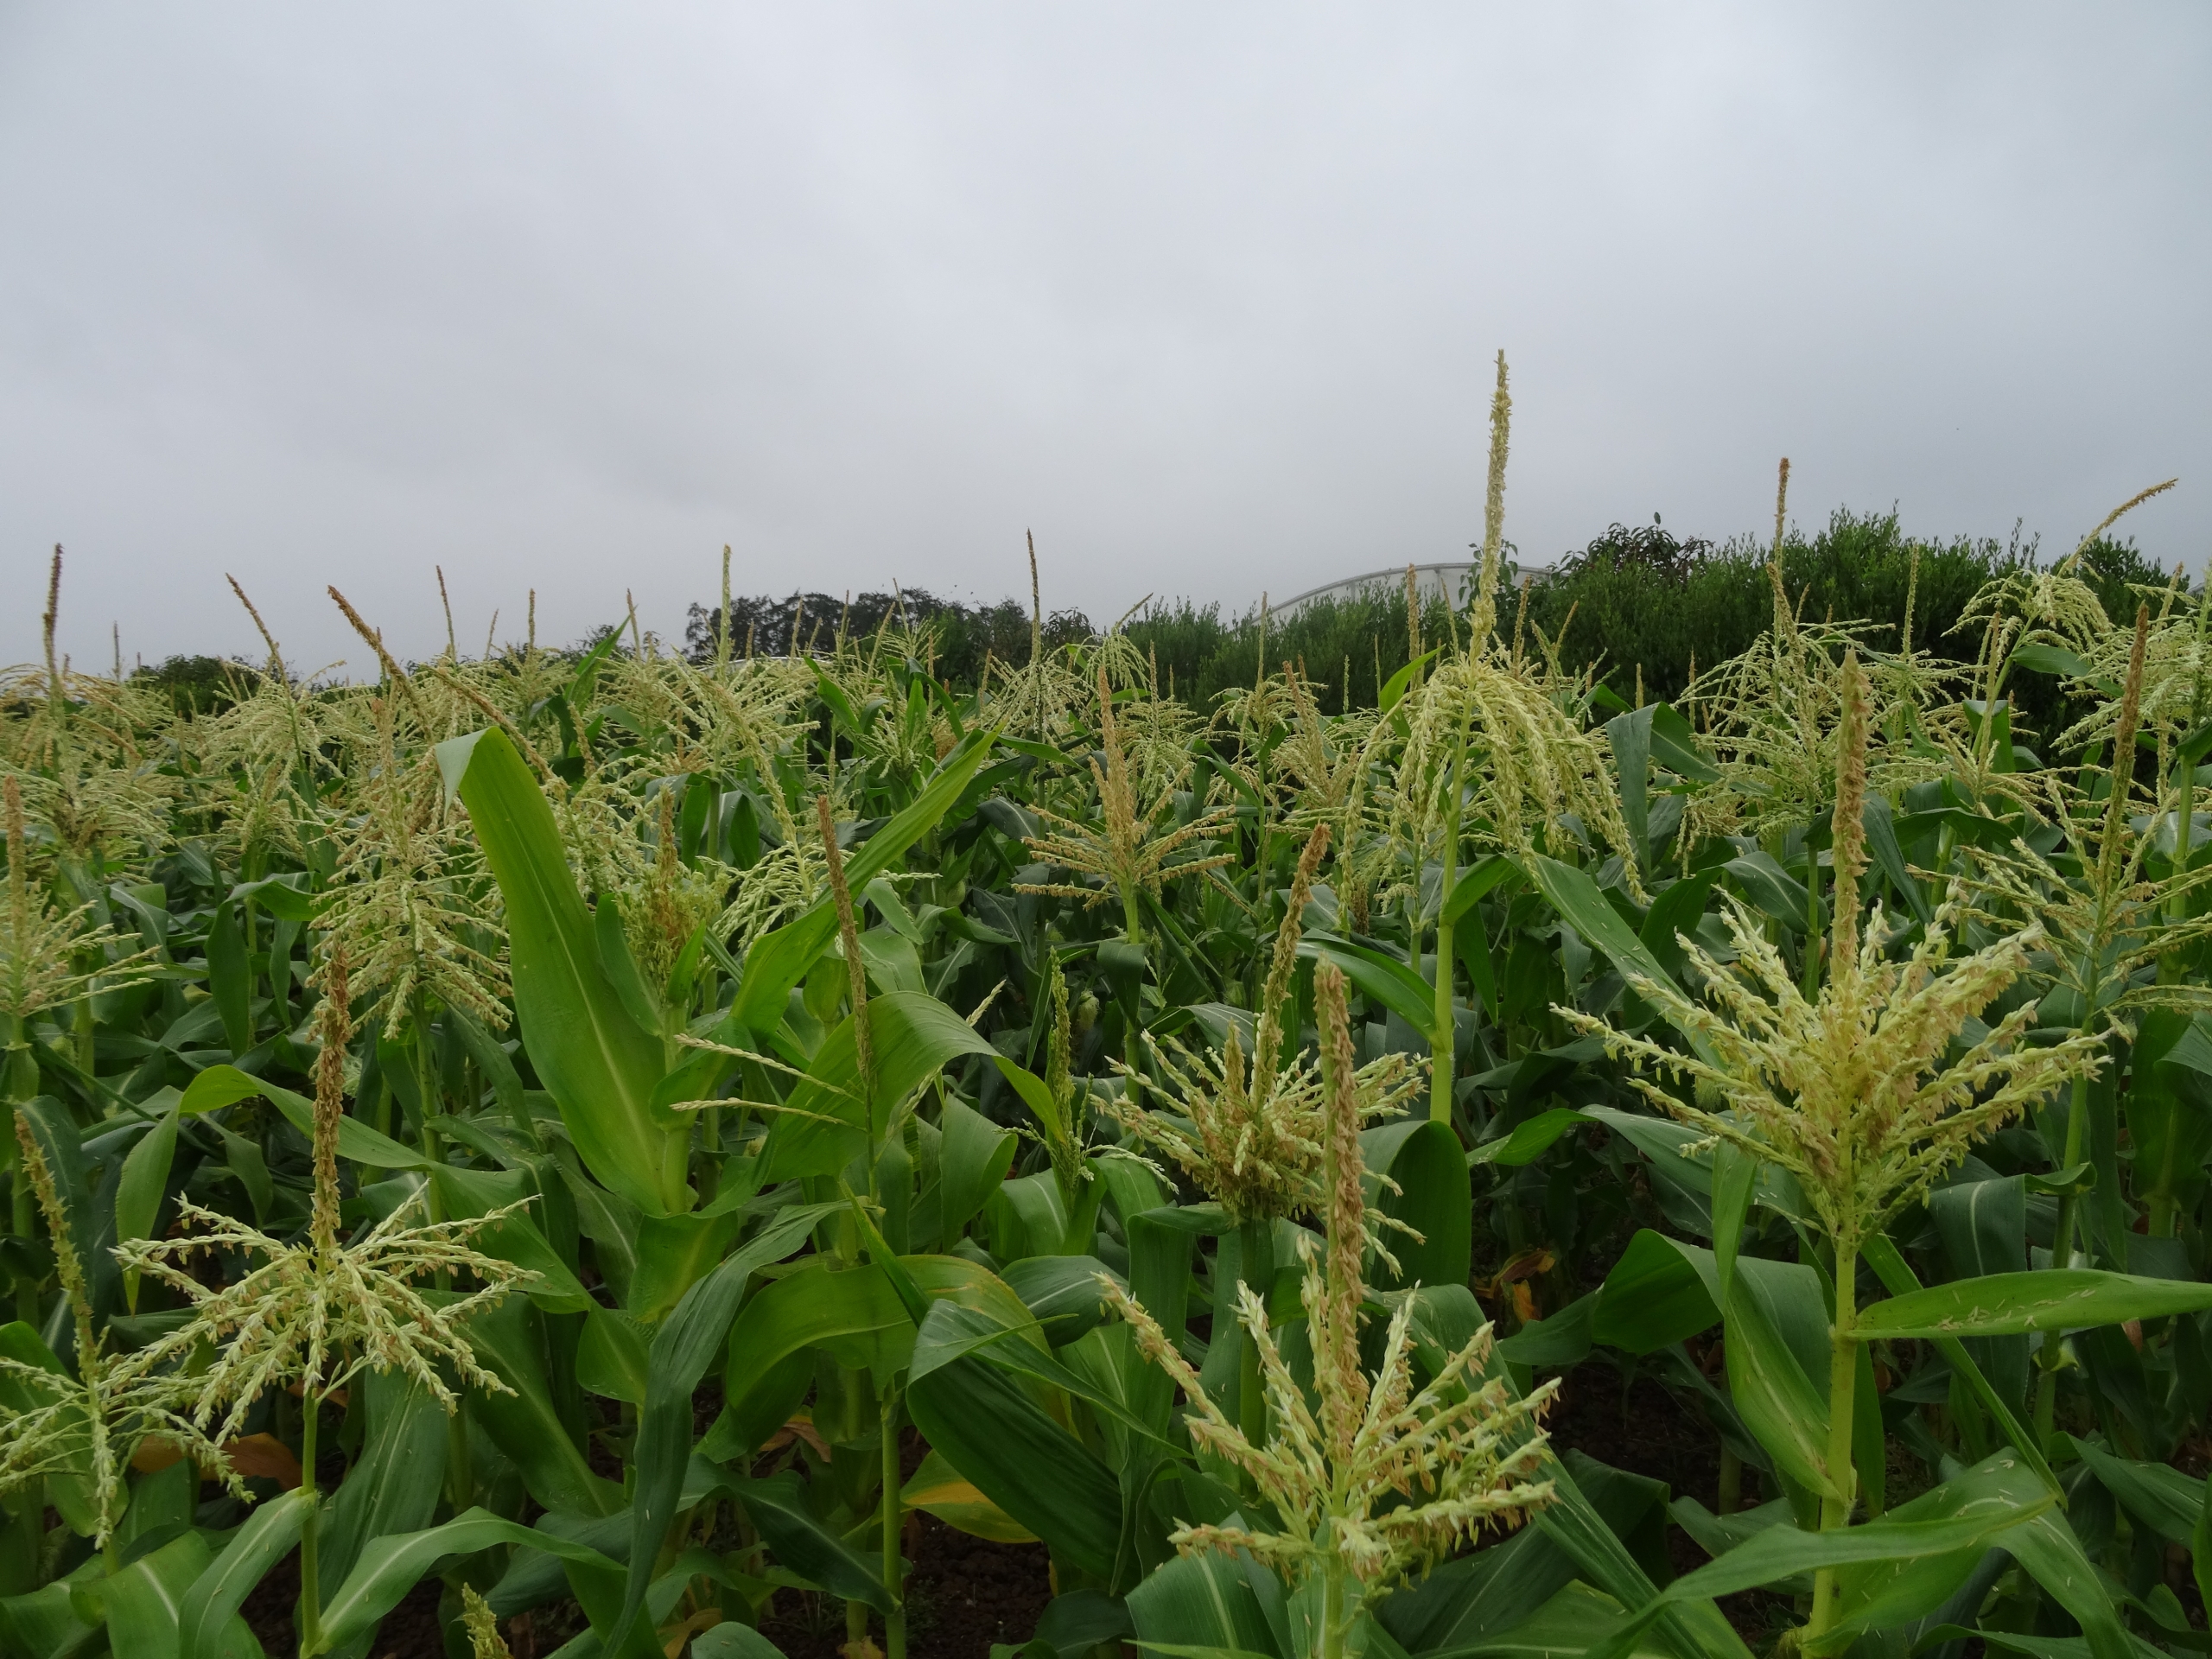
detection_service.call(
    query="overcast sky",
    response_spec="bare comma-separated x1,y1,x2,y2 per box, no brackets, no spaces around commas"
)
1,5,2206,674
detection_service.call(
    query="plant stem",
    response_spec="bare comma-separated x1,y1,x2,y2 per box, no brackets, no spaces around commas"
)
1717,1446,1741,1516
1317,1553,1349,1659
2034,1072,2094,1439
412,998,475,1509
881,1381,905,1659
1236,1216,1274,1450
1119,884,1144,948
1807,1242,1859,1638
299,1387,322,1656
3,1014,35,1103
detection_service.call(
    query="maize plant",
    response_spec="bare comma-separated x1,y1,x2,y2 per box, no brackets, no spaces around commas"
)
5,424,2212,1659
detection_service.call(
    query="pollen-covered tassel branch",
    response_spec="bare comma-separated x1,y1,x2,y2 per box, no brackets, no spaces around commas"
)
1313,959,1370,1464
311,944,352,1256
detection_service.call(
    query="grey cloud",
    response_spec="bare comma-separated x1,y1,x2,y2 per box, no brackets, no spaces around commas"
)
0,3,2204,671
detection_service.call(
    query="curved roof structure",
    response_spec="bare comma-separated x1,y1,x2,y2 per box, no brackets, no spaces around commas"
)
1268,558,1552,620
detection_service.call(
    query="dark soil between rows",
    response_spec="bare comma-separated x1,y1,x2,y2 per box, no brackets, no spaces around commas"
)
759,1510,1055,1659
239,1547,446,1657
1544,1361,1796,1647
275,1425,1056,1659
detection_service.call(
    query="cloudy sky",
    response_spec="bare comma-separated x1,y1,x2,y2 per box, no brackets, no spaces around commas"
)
1,5,2205,673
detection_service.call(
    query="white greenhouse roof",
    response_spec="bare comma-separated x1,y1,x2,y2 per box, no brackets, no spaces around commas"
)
1268,558,1552,620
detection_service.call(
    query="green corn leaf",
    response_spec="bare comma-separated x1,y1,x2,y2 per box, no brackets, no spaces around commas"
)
1446,1333,1751,1659
16,1096,118,1319
1442,854,1517,926
692,1623,791,1659
427,1163,591,1313
940,1093,1018,1241
1592,1230,1828,1367
229,870,320,922
1296,934,1435,1033
1361,1118,1471,1291
1457,905,1500,1013
1522,856,1719,1066
1127,1545,1287,1659
2010,642,2095,681
459,1294,626,1518
618,1199,845,1639
2067,1436,2203,1545
115,1103,179,1310
988,1167,1084,1262
2003,1508,2139,1659
1821,1450,2054,1649
1913,1631,2151,1657
1855,1268,2212,1339
206,898,251,1055
1427,1580,1674,1658
1380,1513,1656,1655
761,990,999,1181
576,1303,652,1406
0,1565,95,1653
1001,1254,1121,1345
1721,1270,1838,1502
210,1120,272,1223
728,729,1001,1033
2196,1468,2212,1624
1860,1232,2058,1497
115,1458,194,1562
1467,1107,1592,1168
485,1514,628,1621
1637,870,1719,983
856,925,925,995
1530,1456,1752,1659
446,1007,529,1135
1578,1500,2050,1659
1930,1175,2029,1281
626,1206,747,1323
175,1065,268,1116
1722,851,1813,934
1929,1174,2031,1411
232,1066,427,1170
1710,1141,1753,1301
81,1528,213,1659
314,1371,448,1616
1378,648,1440,715
909,1298,1168,1450
1605,705,1655,868
734,1471,892,1613
907,1312,1124,1580
312,1510,648,1658
993,1054,1066,1154
438,725,685,1217
1647,702,1719,783
593,892,663,1035
1592,1230,1723,1354
722,1263,913,1427
178,1488,311,1659
1861,792,1930,925
721,1253,1043,1440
